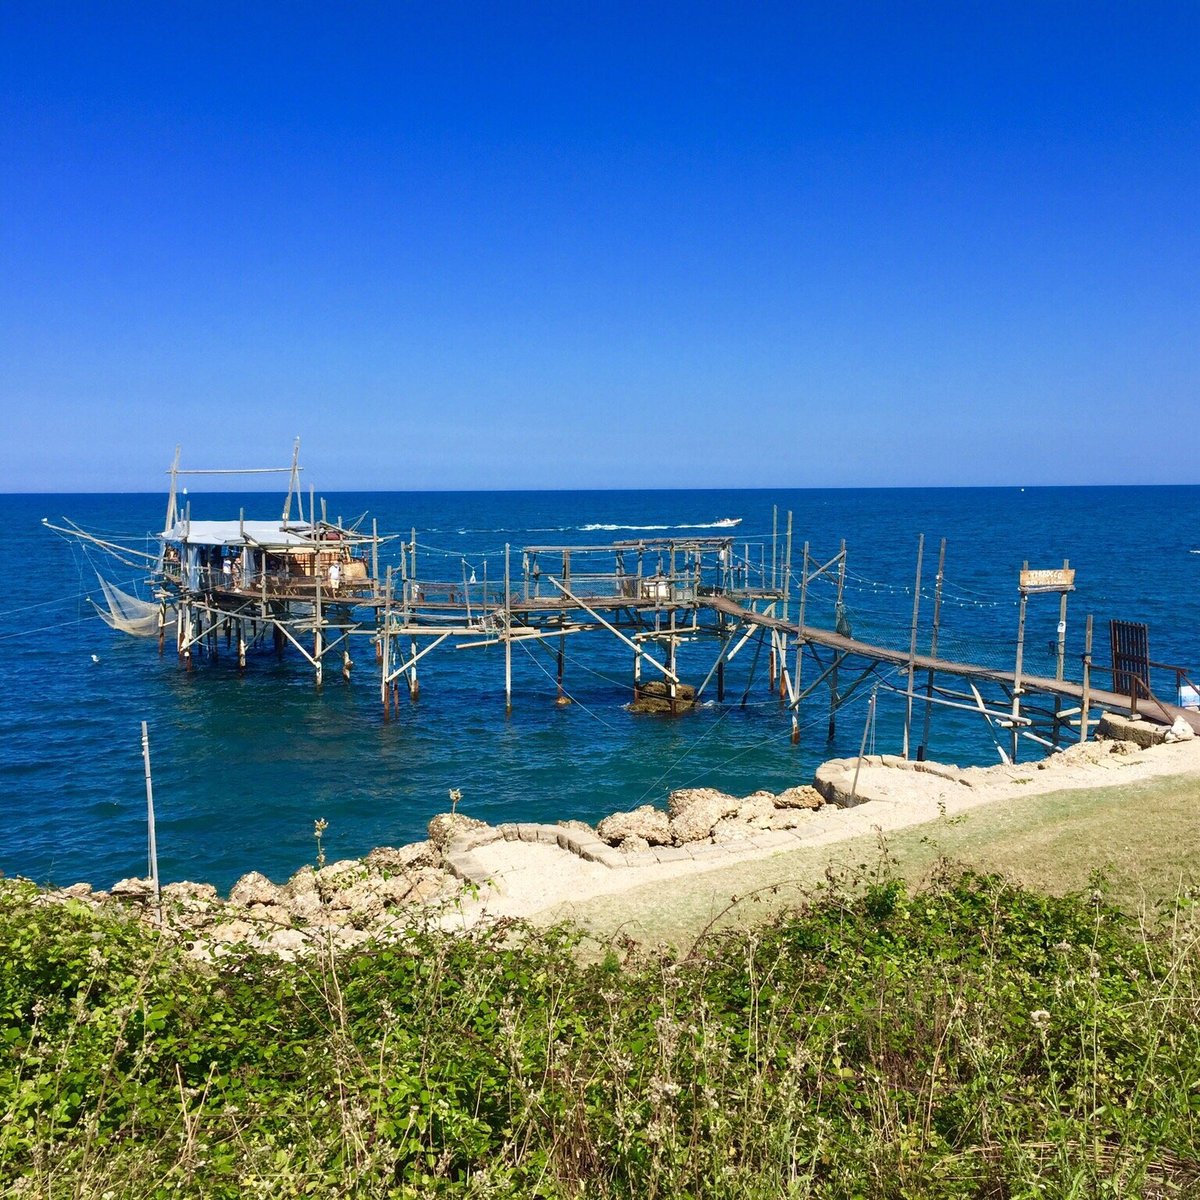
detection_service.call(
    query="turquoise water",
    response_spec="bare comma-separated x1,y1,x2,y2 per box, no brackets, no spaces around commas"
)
2,486,1197,892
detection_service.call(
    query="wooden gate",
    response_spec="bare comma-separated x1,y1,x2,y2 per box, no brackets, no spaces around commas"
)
1109,620,1149,702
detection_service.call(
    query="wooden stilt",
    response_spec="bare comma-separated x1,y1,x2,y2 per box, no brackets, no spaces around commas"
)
1080,613,1093,743
717,612,726,702
827,539,846,740
1011,564,1029,764
667,608,678,714
312,572,324,687
794,539,808,712
782,511,793,625
381,566,393,719
504,543,513,715
902,533,924,759
919,537,945,759
771,505,778,592
1052,558,1070,746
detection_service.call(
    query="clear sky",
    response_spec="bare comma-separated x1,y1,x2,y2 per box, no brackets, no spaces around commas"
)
2,3,1196,492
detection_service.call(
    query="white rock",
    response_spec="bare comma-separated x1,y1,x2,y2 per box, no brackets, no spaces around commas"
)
597,805,672,846
230,871,282,907
1164,716,1196,742
667,788,740,843
427,813,489,851
773,785,823,810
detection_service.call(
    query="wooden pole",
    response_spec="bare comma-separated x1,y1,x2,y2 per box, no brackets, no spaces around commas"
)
828,539,846,739
313,573,323,687
902,533,924,759
794,539,809,705
1052,558,1070,746
771,505,778,592
717,611,726,702
1011,563,1029,764
556,550,569,705
783,511,793,624
919,537,946,759
382,565,393,720
372,518,379,601
1080,613,1093,744
504,543,512,715
667,607,678,714
141,721,161,914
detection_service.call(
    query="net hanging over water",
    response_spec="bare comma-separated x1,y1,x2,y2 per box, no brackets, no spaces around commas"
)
91,574,173,638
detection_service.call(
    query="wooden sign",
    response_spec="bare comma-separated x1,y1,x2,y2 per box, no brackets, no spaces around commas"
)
1019,567,1075,593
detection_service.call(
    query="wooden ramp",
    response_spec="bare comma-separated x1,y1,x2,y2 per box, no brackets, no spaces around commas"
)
704,595,1200,735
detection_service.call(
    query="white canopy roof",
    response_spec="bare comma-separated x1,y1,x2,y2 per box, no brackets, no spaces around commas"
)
162,519,319,548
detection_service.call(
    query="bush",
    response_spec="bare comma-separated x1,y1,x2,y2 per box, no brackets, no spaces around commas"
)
1,868,1197,1198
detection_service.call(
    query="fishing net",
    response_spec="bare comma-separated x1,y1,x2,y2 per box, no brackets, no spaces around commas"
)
91,574,173,637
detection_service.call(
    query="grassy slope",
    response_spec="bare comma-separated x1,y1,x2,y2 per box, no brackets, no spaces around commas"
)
540,769,1200,953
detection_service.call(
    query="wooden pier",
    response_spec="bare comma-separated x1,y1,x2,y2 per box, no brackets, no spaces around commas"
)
58,447,1200,767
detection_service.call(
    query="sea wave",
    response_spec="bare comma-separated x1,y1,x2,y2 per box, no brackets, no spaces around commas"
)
580,517,743,532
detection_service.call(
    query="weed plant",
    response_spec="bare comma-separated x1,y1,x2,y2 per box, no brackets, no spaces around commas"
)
1,863,1197,1198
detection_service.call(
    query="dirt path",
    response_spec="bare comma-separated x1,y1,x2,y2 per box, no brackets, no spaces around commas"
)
451,735,1200,949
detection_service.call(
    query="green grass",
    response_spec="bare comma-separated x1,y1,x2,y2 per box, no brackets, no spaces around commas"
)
2,859,1199,1198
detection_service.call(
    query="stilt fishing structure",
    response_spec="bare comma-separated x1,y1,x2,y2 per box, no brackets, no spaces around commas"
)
47,445,1200,766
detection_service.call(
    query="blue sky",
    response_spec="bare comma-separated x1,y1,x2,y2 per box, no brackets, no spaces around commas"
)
2,3,1196,491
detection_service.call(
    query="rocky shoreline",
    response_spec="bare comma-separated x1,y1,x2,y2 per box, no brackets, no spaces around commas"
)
38,781,835,960
29,711,1198,960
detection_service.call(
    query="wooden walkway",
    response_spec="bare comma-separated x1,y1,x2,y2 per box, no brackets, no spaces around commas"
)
704,595,1200,735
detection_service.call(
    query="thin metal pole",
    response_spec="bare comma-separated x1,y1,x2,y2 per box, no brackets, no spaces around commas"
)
141,721,161,912
849,689,877,806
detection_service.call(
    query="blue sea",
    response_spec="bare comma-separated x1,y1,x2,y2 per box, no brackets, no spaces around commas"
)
2,486,1197,893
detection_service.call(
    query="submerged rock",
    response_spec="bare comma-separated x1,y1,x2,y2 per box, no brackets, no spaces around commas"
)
629,680,697,714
